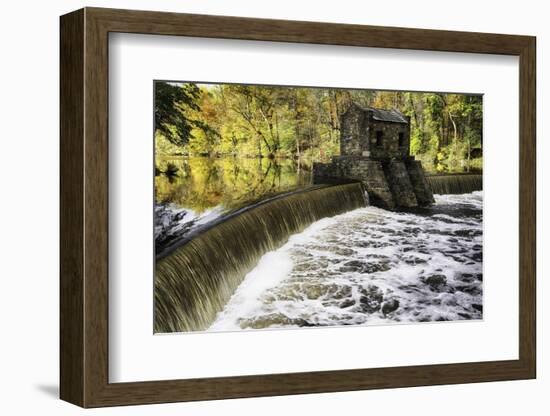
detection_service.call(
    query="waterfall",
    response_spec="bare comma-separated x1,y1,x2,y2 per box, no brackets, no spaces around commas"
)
155,183,367,333
426,174,482,195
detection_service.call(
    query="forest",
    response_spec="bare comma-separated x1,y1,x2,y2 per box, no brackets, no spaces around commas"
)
155,81,483,173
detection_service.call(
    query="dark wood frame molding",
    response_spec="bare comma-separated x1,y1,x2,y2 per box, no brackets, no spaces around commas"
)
60,7,536,408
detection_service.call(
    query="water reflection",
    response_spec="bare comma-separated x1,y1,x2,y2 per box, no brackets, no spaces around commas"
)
155,156,313,213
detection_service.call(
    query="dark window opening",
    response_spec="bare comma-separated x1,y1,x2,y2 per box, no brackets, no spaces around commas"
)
398,132,405,147
376,131,383,147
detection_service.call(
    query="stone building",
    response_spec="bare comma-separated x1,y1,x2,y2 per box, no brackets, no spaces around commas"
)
313,103,434,209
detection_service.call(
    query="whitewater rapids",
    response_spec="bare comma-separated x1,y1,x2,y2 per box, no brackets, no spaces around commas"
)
209,192,483,331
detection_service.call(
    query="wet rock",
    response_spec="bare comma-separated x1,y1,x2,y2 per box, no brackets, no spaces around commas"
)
468,252,483,262
402,227,422,235
402,255,427,265
339,299,355,309
294,261,320,273
154,204,197,252
328,285,352,300
444,247,467,255
368,254,391,260
240,313,317,329
453,229,474,237
296,319,317,327
360,296,380,313
339,260,390,274
269,288,301,302
381,299,400,315
301,283,351,301
398,284,422,294
448,254,467,263
355,240,391,248
440,296,457,307
293,249,313,258
302,284,325,299
424,274,447,287
332,247,356,256
456,285,481,296
359,285,384,313
458,273,474,282
338,260,365,272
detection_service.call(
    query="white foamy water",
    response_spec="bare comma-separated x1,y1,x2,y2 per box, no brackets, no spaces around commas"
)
209,192,483,331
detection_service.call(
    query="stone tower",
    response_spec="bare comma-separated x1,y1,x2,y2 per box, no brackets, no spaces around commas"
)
313,103,434,209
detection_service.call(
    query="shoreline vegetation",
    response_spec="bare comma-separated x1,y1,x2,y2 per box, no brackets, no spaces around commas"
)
155,81,483,175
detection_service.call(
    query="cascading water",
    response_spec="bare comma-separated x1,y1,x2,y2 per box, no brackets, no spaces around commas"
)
426,174,482,195
210,192,483,331
155,183,367,333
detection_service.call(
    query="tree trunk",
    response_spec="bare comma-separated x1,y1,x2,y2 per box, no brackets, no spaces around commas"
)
448,112,458,171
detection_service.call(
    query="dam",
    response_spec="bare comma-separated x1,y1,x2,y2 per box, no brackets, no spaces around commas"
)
155,183,367,333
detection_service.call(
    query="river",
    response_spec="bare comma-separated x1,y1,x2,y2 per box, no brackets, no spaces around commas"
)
209,191,483,330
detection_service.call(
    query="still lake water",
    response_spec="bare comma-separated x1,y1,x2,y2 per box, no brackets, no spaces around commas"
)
155,156,312,251
155,156,312,212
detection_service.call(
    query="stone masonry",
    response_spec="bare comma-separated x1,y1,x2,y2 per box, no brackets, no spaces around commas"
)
313,103,434,210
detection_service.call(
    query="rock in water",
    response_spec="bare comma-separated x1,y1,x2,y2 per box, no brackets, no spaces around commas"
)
381,299,400,316
424,274,447,287
359,285,384,313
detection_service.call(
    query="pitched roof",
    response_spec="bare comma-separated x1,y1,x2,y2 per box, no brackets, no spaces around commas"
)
349,103,409,124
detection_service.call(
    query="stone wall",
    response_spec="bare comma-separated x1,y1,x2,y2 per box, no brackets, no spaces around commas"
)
340,106,363,156
383,160,418,208
340,107,410,159
344,159,394,209
368,118,410,159
407,160,435,205
313,156,434,210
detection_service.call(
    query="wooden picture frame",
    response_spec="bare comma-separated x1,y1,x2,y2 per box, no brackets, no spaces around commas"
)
60,7,536,408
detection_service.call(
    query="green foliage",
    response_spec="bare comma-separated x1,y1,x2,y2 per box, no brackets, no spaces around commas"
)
409,128,423,155
155,83,483,173
155,131,184,156
154,81,215,146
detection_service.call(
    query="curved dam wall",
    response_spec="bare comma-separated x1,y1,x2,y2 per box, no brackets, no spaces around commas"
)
155,183,367,333
426,174,482,195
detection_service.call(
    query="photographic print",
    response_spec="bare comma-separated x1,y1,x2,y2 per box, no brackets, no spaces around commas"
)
154,82,483,333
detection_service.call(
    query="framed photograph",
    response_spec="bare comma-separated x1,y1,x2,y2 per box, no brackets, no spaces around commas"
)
60,7,536,408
